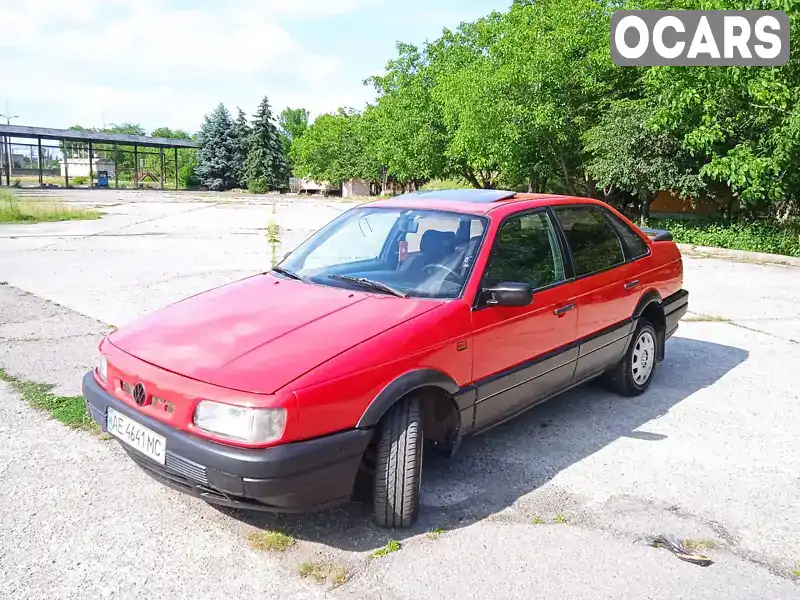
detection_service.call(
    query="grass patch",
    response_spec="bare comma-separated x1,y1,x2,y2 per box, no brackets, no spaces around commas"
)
0,190,102,224
651,217,800,258
426,527,447,540
531,516,545,525
553,514,568,524
247,530,294,552
793,563,800,578
371,540,401,558
0,367,97,431
683,313,731,323
297,561,349,586
682,538,718,551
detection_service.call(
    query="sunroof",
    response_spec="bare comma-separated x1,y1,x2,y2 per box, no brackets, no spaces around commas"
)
395,189,517,203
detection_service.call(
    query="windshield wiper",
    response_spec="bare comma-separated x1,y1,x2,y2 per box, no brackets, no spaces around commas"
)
328,274,407,298
271,266,303,281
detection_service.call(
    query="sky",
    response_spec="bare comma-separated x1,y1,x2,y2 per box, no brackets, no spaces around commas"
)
0,0,510,134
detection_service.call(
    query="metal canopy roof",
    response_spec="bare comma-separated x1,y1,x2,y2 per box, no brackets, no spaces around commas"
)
0,124,199,149
396,189,517,203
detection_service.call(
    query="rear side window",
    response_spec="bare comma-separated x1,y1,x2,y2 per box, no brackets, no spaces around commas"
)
603,210,649,259
554,206,625,277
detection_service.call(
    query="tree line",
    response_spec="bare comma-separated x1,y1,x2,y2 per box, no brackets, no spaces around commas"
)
289,0,800,222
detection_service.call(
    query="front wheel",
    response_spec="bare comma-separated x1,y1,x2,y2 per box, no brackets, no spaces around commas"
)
373,395,423,529
604,321,658,396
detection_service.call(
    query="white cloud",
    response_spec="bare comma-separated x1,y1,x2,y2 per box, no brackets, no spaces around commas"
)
0,0,377,132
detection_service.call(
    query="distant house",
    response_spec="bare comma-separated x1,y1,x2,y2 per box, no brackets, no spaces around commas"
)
60,157,116,178
342,178,370,198
289,177,340,196
650,190,736,217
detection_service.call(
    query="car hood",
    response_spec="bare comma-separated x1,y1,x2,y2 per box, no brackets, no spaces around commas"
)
109,274,442,394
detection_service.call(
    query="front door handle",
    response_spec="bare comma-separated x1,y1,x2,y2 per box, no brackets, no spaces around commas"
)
554,303,576,317
624,280,640,290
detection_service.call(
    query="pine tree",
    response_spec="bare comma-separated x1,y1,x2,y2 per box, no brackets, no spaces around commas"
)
245,96,288,193
195,104,237,191
231,108,251,188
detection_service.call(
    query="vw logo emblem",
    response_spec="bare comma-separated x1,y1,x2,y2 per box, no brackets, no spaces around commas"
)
132,383,147,406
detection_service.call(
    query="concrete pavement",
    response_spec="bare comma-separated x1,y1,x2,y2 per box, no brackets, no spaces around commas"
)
1,189,799,599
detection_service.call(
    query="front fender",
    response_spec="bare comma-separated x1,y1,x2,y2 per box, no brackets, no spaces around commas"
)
356,369,459,428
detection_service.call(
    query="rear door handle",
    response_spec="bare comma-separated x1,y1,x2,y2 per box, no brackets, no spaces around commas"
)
624,280,640,290
554,303,576,317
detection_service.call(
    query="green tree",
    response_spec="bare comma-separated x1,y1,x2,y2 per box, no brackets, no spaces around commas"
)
278,107,309,176
245,96,288,192
232,108,251,188
150,127,193,139
585,99,702,223
290,108,381,186
196,103,238,191
632,0,800,219
278,108,309,143
366,43,449,190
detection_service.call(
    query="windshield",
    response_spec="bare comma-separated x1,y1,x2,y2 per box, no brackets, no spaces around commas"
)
279,207,487,299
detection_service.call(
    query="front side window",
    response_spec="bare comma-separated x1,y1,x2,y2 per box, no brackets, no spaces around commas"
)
280,207,487,299
483,211,566,289
554,206,625,277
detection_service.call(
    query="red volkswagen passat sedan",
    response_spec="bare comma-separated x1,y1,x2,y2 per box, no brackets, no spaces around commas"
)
83,189,688,528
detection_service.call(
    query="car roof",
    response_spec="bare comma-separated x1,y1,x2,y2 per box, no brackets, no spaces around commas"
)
363,189,607,216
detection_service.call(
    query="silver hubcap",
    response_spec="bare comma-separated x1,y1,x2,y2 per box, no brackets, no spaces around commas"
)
632,331,655,385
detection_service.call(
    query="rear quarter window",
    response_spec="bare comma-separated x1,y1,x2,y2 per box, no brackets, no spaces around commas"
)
602,210,650,259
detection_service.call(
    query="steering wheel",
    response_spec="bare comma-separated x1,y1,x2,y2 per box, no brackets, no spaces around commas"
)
422,263,462,283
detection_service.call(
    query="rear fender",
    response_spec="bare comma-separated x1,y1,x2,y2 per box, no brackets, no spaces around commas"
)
632,290,666,361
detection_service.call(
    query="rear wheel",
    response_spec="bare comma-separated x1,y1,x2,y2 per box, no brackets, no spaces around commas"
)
605,320,658,396
373,395,423,529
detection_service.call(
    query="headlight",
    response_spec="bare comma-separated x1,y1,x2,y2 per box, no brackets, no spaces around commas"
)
193,401,286,443
97,354,108,383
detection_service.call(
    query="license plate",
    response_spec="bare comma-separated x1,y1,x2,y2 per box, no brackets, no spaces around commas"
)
107,407,166,465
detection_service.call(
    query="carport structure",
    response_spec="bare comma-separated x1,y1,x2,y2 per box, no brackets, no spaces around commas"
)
0,124,200,189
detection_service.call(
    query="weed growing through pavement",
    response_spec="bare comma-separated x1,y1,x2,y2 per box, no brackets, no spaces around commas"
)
682,538,718,551
297,562,349,586
247,530,295,552
371,540,401,558
683,313,731,323
268,201,280,267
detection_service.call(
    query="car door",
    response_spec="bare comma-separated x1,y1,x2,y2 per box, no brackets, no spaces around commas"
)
552,205,639,380
470,209,580,430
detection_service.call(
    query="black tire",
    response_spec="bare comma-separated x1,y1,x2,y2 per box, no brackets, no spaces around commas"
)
604,320,658,397
373,395,423,529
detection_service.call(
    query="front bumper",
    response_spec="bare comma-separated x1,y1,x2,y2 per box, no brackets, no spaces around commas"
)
82,372,372,512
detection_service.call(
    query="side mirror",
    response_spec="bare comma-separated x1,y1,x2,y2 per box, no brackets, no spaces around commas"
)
482,282,534,307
